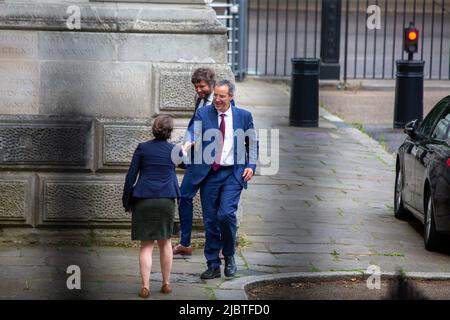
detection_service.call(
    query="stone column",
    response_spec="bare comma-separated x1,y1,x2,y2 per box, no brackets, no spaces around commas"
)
0,0,233,243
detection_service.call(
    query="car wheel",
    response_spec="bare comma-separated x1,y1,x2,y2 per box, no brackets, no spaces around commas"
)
424,193,441,251
394,166,410,220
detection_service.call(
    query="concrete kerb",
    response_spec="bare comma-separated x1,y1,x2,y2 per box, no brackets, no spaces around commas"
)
218,271,450,300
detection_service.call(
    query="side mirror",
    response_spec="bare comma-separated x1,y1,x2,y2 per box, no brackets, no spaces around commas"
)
404,119,418,138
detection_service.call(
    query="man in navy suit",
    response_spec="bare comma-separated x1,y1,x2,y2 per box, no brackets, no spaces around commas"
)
186,80,257,279
173,68,216,256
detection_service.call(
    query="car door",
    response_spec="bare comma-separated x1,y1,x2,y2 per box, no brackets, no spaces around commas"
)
402,134,417,207
414,100,449,212
425,108,450,224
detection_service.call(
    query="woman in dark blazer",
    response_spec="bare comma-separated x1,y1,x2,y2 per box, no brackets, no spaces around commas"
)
122,115,185,299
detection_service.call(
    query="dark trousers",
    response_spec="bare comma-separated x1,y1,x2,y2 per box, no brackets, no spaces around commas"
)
178,167,200,247
200,166,243,269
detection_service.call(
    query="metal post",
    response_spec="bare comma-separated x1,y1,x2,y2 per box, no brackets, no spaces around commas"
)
343,0,349,82
237,0,248,80
290,59,320,127
320,0,342,80
393,60,425,128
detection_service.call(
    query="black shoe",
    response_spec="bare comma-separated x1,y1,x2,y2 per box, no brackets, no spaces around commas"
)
200,267,221,280
224,256,237,277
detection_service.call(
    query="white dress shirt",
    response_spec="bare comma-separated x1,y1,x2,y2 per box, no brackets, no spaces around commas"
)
218,106,234,166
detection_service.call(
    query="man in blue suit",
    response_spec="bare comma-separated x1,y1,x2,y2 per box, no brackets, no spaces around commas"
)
186,80,257,279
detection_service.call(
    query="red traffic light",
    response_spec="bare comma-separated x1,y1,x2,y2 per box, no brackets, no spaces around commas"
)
408,31,418,41
404,25,419,55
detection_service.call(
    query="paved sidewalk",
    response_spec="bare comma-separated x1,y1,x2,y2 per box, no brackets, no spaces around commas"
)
2,79,450,300
238,79,450,275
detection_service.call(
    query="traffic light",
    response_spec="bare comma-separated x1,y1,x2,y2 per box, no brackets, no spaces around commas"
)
404,22,419,59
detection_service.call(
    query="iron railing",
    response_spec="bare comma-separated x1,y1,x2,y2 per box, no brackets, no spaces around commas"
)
211,0,248,80
342,0,450,80
246,0,321,76
230,0,450,79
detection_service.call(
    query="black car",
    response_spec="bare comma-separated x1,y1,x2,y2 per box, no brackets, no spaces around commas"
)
395,96,450,251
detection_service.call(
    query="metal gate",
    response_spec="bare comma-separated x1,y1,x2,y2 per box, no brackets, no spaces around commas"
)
215,0,450,80
211,0,248,80
341,0,450,80
245,0,322,77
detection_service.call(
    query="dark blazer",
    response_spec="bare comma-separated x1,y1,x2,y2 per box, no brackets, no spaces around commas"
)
187,104,258,189
179,99,212,170
122,139,181,210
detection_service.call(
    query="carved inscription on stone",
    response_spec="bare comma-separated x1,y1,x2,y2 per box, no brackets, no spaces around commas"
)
0,61,39,114
118,33,224,63
40,62,152,117
39,32,117,61
0,30,37,60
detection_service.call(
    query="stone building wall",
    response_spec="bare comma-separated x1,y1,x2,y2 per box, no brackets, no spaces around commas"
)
0,0,234,244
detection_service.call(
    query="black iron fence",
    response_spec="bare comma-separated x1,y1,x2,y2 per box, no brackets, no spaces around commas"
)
244,0,450,80
246,0,322,77
213,1,248,80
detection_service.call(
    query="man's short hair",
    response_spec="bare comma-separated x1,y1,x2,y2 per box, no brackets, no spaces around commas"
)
191,68,216,88
216,79,235,96
152,114,173,140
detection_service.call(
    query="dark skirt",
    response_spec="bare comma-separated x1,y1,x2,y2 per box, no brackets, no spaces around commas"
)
131,198,175,241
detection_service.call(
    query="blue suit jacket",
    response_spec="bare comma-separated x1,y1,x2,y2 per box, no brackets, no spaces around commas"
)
122,139,181,209
185,99,235,142
186,104,257,189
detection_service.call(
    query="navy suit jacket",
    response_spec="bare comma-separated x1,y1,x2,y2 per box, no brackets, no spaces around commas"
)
184,99,235,142
186,104,257,189
122,139,181,210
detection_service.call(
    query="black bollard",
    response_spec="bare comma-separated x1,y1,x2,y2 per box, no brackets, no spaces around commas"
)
394,60,425,129
289,58,320,127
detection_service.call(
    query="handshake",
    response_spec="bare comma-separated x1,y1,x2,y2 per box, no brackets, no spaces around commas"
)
180,141,195,156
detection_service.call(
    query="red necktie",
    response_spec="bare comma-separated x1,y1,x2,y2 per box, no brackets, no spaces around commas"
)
212,113,226,171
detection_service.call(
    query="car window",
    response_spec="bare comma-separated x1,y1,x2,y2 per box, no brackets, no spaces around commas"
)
419,99,449,137
431,109,450,141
